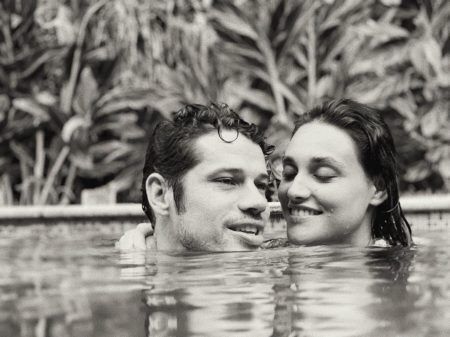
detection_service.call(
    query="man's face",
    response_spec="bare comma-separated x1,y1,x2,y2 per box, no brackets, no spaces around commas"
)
167,130,269,251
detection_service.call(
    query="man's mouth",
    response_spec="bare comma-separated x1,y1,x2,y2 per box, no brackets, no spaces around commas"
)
226,221,265,248
228,224,261,236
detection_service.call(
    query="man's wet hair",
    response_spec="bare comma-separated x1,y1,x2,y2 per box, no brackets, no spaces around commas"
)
142,102,274,224
294,98,412,247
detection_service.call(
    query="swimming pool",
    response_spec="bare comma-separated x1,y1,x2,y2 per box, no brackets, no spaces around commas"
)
0,223,448,337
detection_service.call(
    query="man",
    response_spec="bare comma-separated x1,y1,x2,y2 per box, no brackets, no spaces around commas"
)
119,103,274,251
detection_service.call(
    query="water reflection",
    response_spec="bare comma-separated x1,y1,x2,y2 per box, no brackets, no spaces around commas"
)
123,251,286,336
120,241,449,337
272,247,381,337
270,243,449,337
0,228,449,337
364,248,417,336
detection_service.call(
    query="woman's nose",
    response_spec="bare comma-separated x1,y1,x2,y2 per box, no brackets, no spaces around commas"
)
287,176,312,202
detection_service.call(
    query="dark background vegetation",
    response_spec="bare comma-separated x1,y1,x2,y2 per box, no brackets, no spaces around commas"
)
0,0,448,205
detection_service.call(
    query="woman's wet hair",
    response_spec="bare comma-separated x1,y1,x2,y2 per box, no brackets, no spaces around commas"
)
294,99,412,246
142,102,274,224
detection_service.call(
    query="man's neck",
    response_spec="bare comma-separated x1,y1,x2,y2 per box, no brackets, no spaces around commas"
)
153,220,185,251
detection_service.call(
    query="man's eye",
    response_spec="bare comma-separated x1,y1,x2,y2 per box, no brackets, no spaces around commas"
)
255,182,268,191
215,177,236,185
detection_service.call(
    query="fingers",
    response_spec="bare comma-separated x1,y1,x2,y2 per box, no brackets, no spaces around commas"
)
136,222,154,236
116,222,153,250
117,228,147,250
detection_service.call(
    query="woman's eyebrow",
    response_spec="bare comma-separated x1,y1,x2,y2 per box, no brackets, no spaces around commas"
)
310,156,345,170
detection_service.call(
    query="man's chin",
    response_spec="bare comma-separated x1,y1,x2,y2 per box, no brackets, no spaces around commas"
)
177,233,263,252
225,230,264,251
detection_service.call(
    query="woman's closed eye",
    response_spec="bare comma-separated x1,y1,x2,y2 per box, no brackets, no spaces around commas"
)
314,167,338,182
282,164,297,180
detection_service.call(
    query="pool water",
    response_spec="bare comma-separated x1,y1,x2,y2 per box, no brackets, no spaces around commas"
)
1,225,449,337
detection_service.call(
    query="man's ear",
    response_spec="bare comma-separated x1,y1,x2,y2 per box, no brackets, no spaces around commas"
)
146,173,171,216
369,184,388,207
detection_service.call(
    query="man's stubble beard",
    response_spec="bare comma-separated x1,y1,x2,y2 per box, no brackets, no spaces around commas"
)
176,218,224,251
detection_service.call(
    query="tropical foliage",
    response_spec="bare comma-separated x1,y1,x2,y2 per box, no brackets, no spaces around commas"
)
0,0,448,205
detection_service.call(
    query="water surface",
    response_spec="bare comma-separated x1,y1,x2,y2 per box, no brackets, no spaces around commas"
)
1,225,448,337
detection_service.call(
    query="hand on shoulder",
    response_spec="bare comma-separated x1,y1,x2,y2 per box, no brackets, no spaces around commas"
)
116,222,154,250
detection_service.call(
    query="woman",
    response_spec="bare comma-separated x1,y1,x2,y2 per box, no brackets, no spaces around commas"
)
278,99,412,246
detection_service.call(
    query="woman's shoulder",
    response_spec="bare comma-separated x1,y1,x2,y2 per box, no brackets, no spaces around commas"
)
371,239,391,248
370,237,419,248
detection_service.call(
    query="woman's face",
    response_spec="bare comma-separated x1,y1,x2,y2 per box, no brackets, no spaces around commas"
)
278,121,385,246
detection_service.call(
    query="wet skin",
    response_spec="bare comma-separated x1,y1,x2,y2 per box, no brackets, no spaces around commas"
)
159,130,270,251
278,122,383,246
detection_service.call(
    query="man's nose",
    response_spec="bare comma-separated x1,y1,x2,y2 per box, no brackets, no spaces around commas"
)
238,183,268,216
286,175,311,202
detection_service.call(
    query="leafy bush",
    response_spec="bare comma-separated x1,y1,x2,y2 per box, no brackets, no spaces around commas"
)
0,0,448,205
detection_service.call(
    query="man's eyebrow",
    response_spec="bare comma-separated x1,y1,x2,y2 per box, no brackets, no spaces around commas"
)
208,168,269,181
257,172,270,182
207,168,243,176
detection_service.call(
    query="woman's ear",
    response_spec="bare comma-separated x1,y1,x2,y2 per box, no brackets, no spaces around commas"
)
145,173,170,216
369,186,388,206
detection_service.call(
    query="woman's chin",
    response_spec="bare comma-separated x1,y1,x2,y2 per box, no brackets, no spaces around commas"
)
287,225,335,246
287,228,318,246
